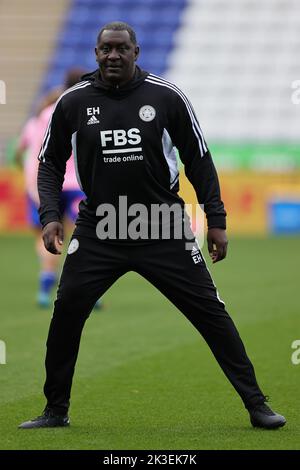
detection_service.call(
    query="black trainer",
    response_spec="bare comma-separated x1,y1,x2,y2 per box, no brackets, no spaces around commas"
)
248,403,286,429
18,408,70,429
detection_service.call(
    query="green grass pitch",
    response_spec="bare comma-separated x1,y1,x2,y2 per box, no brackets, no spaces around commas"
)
0,234,299,450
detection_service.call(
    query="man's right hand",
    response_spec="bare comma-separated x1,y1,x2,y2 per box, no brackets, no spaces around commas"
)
42,221,64,254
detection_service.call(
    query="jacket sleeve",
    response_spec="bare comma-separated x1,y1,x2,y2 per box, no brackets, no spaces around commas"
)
170,92,226,229
37,99,72,228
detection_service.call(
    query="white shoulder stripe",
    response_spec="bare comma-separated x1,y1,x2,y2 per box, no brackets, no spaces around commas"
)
161,127,179,189
71,131,83,190
148,74,207,153
38,81,91,162
146,75,207,156
146,77,206,157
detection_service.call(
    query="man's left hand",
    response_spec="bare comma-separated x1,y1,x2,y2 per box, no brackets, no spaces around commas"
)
207,228,228,263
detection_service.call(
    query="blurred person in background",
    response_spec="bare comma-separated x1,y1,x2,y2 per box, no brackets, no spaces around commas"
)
15,68,102,309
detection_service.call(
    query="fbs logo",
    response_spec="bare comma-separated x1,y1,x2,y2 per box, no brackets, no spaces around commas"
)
100,128,141,148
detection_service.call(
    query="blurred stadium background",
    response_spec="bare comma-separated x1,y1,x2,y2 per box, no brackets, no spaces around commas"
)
1,0,300,234
0,0,299,450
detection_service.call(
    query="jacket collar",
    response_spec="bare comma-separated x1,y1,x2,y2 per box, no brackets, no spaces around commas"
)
81,66,149,95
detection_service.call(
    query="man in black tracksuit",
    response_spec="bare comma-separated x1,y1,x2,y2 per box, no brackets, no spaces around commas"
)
19,22,285,429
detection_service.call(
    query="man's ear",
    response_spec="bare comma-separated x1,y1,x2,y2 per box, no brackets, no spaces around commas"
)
134,46,140,61
95,47,99,63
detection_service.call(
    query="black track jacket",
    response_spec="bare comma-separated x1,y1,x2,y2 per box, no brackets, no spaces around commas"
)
38,67,226,241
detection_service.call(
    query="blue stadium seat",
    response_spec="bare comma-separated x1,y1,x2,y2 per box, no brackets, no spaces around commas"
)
83,10,126,29
66,7,91,26
40,0,187,92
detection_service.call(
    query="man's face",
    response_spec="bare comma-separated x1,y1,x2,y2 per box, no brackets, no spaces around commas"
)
95,30,139,86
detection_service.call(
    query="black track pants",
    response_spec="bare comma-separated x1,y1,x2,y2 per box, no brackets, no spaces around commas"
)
44,235,265,414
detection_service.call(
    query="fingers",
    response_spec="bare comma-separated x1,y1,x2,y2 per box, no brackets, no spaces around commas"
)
43,232,61,254
208,238,225,263
207,237,213,256
42,222,63,255
57,224,64,246
212,241,228,263
207,228,228,264
209,242,217,262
